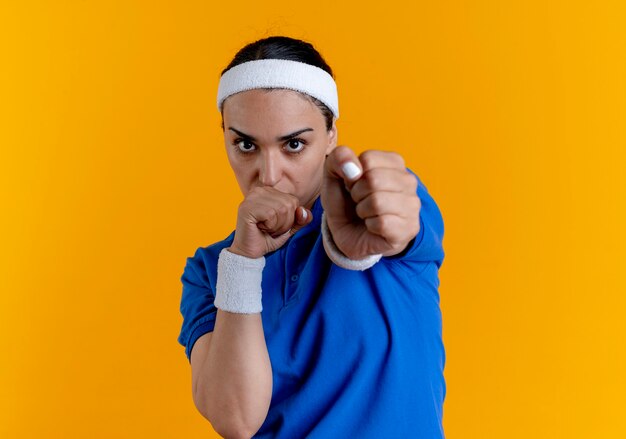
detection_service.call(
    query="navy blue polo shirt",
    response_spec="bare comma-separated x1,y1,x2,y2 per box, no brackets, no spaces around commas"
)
177,169,446,438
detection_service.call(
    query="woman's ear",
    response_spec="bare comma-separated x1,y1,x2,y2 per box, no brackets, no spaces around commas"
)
325,119,338,155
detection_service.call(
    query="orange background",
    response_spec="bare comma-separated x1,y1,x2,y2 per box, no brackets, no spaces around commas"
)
1,1,625,438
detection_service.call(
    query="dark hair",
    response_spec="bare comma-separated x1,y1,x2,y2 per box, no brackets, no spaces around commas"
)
219,36,335,132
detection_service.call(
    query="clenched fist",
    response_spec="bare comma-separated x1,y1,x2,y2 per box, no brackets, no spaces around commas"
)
321,146,421,259
228,186,313,259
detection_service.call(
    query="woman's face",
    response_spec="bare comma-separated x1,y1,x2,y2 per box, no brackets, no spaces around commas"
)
222,88,337,210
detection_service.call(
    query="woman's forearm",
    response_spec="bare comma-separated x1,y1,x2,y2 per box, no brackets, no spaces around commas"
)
195,309,272,438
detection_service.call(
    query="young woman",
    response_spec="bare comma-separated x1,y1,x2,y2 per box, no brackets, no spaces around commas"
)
177,36,446,438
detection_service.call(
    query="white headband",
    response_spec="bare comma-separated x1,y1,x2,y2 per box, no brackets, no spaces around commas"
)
217,59,339,119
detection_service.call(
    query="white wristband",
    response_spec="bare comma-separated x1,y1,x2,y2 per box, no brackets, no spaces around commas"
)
321,212,382,271
215,248,265,314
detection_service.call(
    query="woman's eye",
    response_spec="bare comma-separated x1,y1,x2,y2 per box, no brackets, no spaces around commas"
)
236,140,256,153
285,139,305,153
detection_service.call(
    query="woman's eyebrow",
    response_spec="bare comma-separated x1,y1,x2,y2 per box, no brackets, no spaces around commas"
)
228,127,257,140
228,127,314,142
276,128,314,141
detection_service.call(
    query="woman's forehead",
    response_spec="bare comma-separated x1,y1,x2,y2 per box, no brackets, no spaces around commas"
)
223,88,322,125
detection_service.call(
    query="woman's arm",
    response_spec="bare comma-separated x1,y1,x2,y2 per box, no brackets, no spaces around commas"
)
191,187,313,438
191,310,271,439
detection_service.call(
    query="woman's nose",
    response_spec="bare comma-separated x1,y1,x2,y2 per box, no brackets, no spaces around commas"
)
258,150,281,187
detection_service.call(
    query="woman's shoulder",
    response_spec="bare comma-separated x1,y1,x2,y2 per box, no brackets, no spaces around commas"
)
184,230,236,277
202,230,236,256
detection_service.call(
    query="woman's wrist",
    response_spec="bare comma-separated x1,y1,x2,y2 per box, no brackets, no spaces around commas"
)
321,212,382,271
227,244,261,259
214,248,266,314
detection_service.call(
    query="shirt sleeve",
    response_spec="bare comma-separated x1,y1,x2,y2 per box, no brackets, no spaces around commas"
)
383,168,445,269
177,247,218,363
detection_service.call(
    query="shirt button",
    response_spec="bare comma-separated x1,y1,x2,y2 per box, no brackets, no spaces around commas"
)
290,274,299,282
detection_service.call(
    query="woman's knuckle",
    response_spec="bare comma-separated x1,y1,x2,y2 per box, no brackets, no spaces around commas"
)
378,215,391,231
414,195,422,211
412,220,420,237
365,169,381,190
290,195,299,209
407,174,418,191
356,201,366,218
359,151,374,169
371,193,384,212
